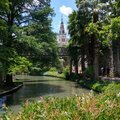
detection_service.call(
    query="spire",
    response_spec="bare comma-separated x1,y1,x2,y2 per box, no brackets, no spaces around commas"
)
59,16,65,34
57,15,68,47
61,15,63,24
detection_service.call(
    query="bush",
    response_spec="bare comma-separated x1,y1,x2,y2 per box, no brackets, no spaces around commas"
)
9,56,32,74
63,66,70,79
92,82,104,92
101,83,120,101
84,66,94,78
29,67,42,75
49,67,57,72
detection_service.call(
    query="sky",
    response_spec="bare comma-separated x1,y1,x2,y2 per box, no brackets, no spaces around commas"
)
51,0,77,34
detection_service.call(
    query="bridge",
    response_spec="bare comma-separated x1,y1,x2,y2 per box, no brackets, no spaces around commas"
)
58,47,69,57
21,47,69,57
21,47,70,67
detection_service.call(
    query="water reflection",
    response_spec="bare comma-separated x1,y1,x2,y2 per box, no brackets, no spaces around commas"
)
0,96,6,108
0,76,90,112
0,96,6,113
5,82,65,106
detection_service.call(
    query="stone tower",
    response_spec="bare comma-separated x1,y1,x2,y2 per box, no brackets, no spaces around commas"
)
57,17,68,47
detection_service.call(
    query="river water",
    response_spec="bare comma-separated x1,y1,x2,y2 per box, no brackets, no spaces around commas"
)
0,75,90,113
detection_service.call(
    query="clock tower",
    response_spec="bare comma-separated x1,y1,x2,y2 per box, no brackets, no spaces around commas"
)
57,17,68,47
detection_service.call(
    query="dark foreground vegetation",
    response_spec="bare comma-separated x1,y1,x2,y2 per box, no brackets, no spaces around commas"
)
1,83,120,120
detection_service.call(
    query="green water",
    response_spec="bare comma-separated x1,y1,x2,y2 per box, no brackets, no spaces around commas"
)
0,75,90,113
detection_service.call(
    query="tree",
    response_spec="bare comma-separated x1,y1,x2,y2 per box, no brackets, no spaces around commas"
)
68,0,116,79
18,0,58,73
109,17,120,76
68,11,80,75
0,0,34,85
0,0,58,85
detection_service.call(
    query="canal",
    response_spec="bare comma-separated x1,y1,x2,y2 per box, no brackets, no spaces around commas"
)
0,75,90,112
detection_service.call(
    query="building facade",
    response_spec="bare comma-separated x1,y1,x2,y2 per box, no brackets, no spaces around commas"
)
57,18,69,68
57,18,68,47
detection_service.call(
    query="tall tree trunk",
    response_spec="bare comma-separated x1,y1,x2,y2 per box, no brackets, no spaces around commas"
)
0,74,3,86
81,47,85,73
70,58,73,75
5,74,14,87
0,61,3,86
94,43,99,79
87,39,94,68
81,56,85,73
74,60,78,75
114,43,119,76
109,42,114,77
3,60,14,87
93,10,99,79
0,61,6,86
116,45,120,76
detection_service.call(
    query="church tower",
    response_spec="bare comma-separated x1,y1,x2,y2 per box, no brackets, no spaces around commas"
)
57,17,68,47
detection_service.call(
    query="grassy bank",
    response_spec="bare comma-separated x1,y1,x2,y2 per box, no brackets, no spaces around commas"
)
78,79,112,92
64,71,119,93
1,83,120,120
43,68,65,78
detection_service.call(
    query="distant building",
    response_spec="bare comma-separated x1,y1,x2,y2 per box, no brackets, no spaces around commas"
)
57,17,69,68
57,17,68,47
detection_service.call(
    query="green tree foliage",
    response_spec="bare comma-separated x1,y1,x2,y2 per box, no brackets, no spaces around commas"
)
9,56,32,74
68,0,120,79
22,2,58,70
0,0,58,84
110,17,120,40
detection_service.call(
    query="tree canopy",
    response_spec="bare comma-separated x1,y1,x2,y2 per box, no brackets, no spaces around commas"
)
0,0,58,84
68,0,120,79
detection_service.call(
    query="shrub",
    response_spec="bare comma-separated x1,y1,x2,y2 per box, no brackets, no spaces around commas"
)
63,66,70,79
84,66,94,78
30,67,43,75
92,82,103,92
49,67,57,72
101,83,120,101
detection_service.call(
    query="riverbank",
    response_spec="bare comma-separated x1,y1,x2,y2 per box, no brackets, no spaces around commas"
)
77,75,120,93
44,71,119,93
43,71,65,78
78,79,110,92
1,83,120,120
63,71,120,93
0,82,23,97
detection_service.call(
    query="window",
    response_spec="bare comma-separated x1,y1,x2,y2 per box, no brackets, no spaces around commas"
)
62,39,65,42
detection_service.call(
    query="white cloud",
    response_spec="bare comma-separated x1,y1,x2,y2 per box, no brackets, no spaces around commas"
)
33,0,40,6
60,5,73,16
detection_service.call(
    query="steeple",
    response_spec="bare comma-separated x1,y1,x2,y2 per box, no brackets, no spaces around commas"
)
61,15,63,24
59,16,65,35
57,16,68,47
